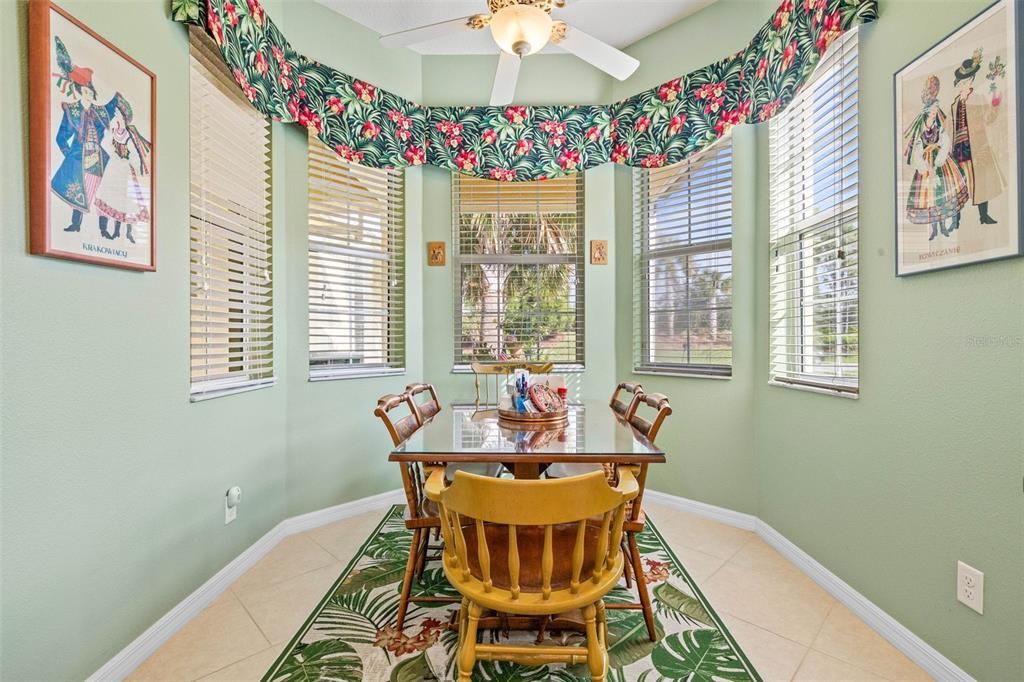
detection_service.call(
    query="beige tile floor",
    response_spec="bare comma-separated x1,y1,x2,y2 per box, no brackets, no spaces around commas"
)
129,501,932,682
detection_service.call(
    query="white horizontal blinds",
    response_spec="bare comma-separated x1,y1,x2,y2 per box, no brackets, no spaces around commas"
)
633,138,733,376
307,132,405,379
452,174,585,367
769,29,859,395
188,28,274,400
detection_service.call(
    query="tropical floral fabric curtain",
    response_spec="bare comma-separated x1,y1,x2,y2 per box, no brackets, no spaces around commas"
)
171,0,877,181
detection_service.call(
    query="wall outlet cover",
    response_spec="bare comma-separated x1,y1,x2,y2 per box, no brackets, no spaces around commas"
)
956,560,983,614
224,498,237,525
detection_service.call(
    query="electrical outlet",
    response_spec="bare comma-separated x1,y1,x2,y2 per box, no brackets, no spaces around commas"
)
224,498,237,524
956,561,983,614
224,486,242,525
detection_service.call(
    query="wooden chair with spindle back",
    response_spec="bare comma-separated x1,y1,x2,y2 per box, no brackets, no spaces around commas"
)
614,391,672,641
609,381,644,417
425,467,639,682
374,390,457,631
405,382,441,423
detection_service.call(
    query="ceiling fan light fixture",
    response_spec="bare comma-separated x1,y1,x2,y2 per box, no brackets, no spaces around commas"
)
489,4,553,57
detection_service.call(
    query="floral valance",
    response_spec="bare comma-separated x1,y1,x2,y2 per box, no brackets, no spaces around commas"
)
172,0,877,181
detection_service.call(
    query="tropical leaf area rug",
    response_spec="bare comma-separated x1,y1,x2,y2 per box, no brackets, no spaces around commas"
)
263,505,760,682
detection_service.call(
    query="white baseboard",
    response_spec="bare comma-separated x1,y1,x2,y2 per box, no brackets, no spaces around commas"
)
87,488,405,682
648,488,974,682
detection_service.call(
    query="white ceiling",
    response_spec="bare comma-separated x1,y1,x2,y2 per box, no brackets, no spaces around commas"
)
315,0,718,55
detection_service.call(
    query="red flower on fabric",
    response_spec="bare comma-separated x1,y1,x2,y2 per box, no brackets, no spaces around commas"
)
489,168,517,181
362,121,381,139
558,148,582,170
816,12,842,54
278,74,292,90
396,127,412,142
253,52,269,75
387,109,402,122
435,120,463,136
515,139,534,156
327,96,345,114
208,10,225,46
298,75,306,87
232,68,246,86
609,118,619,141
403,145,425,165
643,559,670,583
539,120,567,135
640,153,667,168
224,1,239,26
805,0,827,26
658,78,682,102
352,80,376,103
446,135,463,148
695,82,728,100
756,57,769,80
335,144,364,163
704,96,725,114
299,107,322,133
271,46,285,63
482,129,498,144
585,126,601,142
781,40,798,70
772,0,794,29
758,98,782,122
611,143,631,164
634,116,651,133
504,106,528,124
667,114,687,136
455,150,478,171
548,134,566,148
246,0,265,25
287,98,300,119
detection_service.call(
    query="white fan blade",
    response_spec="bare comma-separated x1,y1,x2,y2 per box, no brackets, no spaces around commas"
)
557,25,639,80
489,52,521,106
380,16,473,48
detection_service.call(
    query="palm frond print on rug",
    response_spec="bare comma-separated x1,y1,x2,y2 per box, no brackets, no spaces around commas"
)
263,506,760,682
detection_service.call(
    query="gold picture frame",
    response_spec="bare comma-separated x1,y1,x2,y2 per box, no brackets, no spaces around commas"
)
590,239,608,265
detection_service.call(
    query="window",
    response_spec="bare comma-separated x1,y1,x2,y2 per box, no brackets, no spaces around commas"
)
633,138,733,376
452,174,584,368
188,28,274,401
769,29,859,395
307,132,405,379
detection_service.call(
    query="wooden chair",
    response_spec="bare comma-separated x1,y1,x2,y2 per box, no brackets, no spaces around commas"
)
471,361,554,407
405,382,441,423
614,392,672,641
425,467,639,682
374,391,457,631
609,381,644,418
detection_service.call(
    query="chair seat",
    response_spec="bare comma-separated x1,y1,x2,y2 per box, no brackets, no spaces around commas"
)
462,521,605,592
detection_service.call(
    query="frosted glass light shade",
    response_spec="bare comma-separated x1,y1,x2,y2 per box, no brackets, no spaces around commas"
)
489,5,552,56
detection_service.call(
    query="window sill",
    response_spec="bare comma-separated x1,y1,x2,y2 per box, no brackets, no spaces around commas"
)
310,368,406,382
451,364,586,375
767,379,859,399
633,368,731,380
190,377,277,402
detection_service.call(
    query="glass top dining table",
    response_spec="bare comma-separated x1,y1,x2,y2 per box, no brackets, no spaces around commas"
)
389,400,665,479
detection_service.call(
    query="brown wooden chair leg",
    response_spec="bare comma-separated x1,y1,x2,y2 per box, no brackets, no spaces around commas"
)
628,531,657,641
396,528,422,631
415,530,430,579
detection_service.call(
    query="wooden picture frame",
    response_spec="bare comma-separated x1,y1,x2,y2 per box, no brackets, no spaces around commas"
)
893,0,1022,276
590,239,608,265
29,0,157,271
427,241,446,266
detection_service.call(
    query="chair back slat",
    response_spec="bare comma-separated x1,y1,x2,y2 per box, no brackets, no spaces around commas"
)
406,383,441,423
610,381,644,417
508,524,521,599
570,520,586,594
475,519,493,593
541,525,553,600
452,512,471,582
591,511,612,584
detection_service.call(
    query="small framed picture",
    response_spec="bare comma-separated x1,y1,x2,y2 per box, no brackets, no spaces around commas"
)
427,241,446,266
893,0,1022,275
590,239,608,265
29,0,156,271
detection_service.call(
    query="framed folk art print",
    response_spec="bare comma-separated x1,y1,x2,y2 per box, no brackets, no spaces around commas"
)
28,0,156,271
893,0,1022,276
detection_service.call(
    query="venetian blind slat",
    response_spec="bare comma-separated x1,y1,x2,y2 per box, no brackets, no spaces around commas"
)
307,132,405,380
768,29,859,396
633,138,733,376
189,28,274,400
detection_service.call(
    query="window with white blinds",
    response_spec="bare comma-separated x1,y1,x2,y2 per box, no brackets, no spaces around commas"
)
452,174,585,368
188,28,274,401
768,29,859,396
633,138,733,376
307,133,405,380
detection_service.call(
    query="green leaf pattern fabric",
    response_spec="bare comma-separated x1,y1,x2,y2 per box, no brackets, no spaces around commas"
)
177,0,877,180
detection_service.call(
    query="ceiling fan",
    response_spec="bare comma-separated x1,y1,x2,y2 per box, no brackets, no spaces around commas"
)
379,0,640,106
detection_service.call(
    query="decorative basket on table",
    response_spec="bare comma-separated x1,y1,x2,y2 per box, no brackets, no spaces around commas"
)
497,384,568,430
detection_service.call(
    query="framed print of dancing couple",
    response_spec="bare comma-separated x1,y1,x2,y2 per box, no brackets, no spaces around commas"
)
29,0,156,271
894,0,1022,276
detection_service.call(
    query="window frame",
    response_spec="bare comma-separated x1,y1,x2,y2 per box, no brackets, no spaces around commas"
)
633,138,734,378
